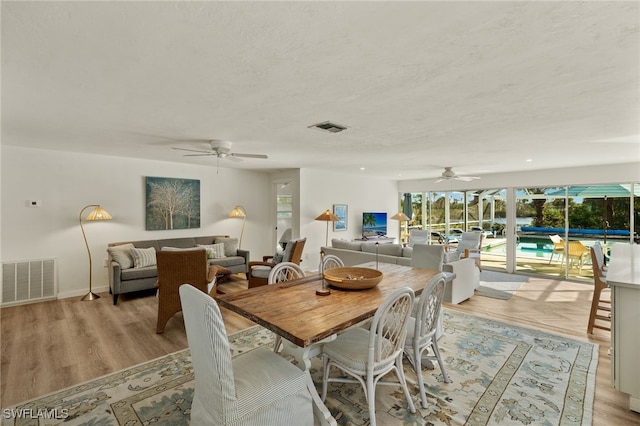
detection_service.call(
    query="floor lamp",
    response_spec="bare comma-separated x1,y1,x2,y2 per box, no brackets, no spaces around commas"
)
315,209,339,246
391,211,410,244
79,204,112,301
229,205,247,248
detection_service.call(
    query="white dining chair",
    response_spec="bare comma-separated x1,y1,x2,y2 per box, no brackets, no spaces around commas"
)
320,254,344,271
179,284,313,425
321,287,417,426
404,272,450,408
269,261,305,284
268,262,305,352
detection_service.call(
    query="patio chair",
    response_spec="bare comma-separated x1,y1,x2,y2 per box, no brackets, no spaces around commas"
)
548,234,565,264
587,245,611,334
155,250,216,334
566,241,590,272
430,231,446,244
321,287,417,426
404,273,450,408
179,284,313,425
444,232,482,263
248,238,306,288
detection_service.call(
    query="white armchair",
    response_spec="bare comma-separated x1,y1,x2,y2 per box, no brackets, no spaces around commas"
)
179,284,313,425
443,257,479,304
411,243,479,305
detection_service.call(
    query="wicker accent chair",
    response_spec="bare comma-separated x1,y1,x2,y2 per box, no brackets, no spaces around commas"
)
179,285,313,425
404,272,450,408
248,238,306,288
321,287,417,426
155,250,215,334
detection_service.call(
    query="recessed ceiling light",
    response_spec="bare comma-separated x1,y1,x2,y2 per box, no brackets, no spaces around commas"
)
360,167,366,171
526,158,533,162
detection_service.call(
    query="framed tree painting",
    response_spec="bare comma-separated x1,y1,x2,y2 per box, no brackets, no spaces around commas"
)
145,176,200,230
333,204,347,231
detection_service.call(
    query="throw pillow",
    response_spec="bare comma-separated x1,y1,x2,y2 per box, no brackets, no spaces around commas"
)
281,240,295,262
215,238,238,257
107,243,135,270
198,243,226,259
272,252,284,264
130,247,157,268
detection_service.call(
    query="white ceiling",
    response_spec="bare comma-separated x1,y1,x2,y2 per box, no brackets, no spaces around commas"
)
2,1,639,181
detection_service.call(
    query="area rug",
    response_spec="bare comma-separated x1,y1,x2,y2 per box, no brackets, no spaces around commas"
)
476,271,530,300
2,309,597,426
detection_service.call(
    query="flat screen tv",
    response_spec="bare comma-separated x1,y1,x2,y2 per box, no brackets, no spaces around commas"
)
362,212,387,238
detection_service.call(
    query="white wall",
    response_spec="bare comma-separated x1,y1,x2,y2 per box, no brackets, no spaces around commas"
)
1,146,272,298
299,169,400,270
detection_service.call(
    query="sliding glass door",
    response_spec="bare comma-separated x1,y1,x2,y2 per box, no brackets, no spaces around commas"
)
400,183,638,280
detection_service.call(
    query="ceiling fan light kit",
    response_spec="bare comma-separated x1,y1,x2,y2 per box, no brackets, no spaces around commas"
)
435,167,480,183
172,140,268,160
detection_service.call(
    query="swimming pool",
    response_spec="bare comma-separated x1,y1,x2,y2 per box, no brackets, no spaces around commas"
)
483,236,554,259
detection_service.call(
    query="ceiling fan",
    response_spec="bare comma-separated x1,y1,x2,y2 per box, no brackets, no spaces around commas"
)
172,140,268,161
435,167,480,183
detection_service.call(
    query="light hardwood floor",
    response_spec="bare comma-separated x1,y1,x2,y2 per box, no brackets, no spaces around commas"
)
1,273,639,425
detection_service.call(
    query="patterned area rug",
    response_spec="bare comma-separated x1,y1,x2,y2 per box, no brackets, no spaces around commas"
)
2,309,597,426
476,271,530,300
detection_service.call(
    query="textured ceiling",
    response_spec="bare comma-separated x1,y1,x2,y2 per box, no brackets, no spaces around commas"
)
2,1,639,180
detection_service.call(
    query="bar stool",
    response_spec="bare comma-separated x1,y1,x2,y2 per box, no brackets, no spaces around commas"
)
587,245,611,334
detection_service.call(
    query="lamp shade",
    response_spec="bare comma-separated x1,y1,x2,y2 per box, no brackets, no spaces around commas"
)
84,206,112,221
390,212,410,221
229,205,247,218
315,209,339,222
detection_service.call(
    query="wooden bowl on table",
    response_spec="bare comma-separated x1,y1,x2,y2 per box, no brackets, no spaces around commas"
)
323,267,383,290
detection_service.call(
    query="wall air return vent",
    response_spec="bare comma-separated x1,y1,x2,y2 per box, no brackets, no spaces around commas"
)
2,258,57,306
308,121,348,133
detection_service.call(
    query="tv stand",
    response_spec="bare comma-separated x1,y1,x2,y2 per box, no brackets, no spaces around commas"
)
355,236,395,244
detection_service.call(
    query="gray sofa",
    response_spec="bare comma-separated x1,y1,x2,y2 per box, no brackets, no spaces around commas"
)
107,235,249,305
321,239,479,304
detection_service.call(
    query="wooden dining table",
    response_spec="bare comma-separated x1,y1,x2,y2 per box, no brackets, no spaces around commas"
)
215,261,440,425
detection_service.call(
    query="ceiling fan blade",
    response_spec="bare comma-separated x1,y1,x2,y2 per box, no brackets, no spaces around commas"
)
225,155,243,162
172,147,212,154
434,178,446,183
231,153,268,159
457,176,480,181
183,153,215,157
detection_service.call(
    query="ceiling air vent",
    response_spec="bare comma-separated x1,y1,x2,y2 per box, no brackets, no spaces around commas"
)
308,121,348,133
